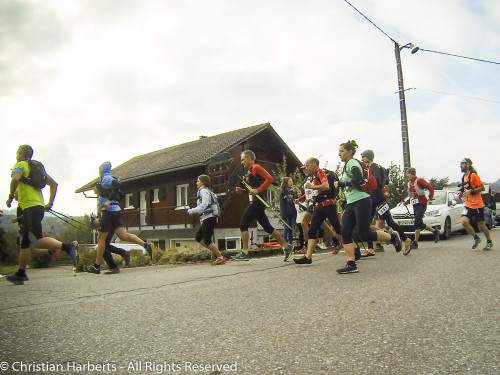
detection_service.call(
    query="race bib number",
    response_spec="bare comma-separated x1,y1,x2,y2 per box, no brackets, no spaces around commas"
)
410,197,419,205
376,202,390,216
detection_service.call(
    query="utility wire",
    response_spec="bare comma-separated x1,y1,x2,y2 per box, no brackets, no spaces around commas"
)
343,0,500,66
408,88,500,104
342,0,396,43
419,48,500,65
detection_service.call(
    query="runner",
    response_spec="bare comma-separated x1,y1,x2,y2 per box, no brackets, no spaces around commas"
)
187,174,227,265
294,157,342,265
5,145,77,285
334,141,401,274
458,158,493,251
232,150,293,261
405,168,440,249
360,150,412,256
83,161,152,274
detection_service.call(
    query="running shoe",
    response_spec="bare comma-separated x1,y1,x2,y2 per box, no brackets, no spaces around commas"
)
354,246,361,261
403,238,412,255
211,257,227,265
433,228,440,243
391,232,402,252
67,241,78,265
317,242,327,250
472,237,481,249
5,273,25,285
83,265,101,274
104,268,120,274
374,243,385,252
411,241,419,250
231,252,249,261
483,241,493,251
283,244,294,262
361,250,375,257
293,255,312,264
295,246,307,254
336,262,358,274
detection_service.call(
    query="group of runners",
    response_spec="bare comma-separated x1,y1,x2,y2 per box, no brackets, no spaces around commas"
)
5,142,494,284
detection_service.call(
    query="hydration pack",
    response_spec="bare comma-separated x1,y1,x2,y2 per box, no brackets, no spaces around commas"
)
96,176,124,202
20,160,47,189
354,159,377,194
313,169,339,202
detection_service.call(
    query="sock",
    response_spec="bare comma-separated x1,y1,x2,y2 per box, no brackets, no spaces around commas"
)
143,241,148,248
347,260,356,265
93,263,101,269
16,268,26,277
473,235,479,240
487,239,492,243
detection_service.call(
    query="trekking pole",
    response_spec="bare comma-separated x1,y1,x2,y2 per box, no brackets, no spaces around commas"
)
239,176,292,230
48,209,93,234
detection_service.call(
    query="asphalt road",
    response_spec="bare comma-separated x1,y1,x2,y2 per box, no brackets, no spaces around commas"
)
1,230,499,375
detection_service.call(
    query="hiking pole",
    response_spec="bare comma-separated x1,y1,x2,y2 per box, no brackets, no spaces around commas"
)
49,209,93,234
239,176,292,230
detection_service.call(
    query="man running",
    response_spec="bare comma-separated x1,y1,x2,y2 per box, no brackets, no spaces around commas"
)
5,145,77,284
232,150,293,261
405,167,440,250
83,161,152,274
458,158,493,251
294,157,342,264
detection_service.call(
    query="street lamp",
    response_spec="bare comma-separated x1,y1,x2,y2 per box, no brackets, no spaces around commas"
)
394,42,417,172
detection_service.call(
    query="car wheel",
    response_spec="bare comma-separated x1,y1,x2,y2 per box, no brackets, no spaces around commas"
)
441,217,452,240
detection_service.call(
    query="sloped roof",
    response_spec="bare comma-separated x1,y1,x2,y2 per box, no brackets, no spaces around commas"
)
76,123,297,193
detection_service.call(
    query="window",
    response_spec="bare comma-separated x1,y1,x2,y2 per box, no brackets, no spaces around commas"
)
176,184,189,208
152,188,160,203
125,193,134,209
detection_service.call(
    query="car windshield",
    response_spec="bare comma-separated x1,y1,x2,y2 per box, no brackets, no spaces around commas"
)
432,191,447,205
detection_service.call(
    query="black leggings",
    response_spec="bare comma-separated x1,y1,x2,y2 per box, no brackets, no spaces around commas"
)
308,204,341,240
239,198,274,234
368,198,407,248
195,216,217,246
341,197,377,244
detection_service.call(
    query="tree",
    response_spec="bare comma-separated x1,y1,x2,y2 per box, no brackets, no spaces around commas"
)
385,163,407,208
429,177,450,190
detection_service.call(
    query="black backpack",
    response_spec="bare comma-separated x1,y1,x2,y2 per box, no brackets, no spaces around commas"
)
20,160,47,189
314,169,339,202
96,176,125,202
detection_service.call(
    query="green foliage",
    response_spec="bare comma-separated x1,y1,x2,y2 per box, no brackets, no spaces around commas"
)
429,177,450,190
267,155,305,208
30,252,54,268
385,162,407,208
0,228,18,265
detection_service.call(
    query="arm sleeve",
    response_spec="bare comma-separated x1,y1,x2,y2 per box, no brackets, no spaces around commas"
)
253,164,274,193
418,179,434,199
350,164,364,186
189,190,210,214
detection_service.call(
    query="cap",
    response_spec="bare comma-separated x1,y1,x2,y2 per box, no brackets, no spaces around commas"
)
99,161,112,173
361,149,374,161
406,167,416,175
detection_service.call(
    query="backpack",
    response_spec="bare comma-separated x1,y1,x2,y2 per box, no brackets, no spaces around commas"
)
96,176,124,202
20,160,47,189
313,169,339,202
354,159,377,194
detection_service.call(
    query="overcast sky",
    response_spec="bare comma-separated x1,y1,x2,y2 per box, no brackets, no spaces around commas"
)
1,0,499,216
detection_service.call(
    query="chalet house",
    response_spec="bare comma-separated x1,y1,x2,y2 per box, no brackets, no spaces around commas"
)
76,123,302,251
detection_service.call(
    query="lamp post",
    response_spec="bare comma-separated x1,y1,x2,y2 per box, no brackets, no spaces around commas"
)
394,42,414,171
